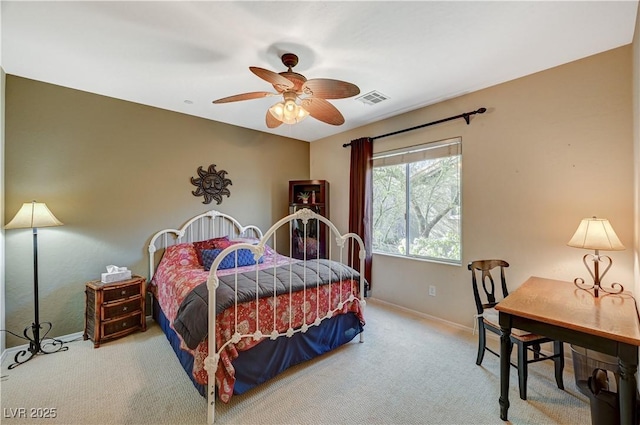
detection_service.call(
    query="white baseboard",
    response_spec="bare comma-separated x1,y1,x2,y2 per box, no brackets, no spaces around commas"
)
1,331,84,366
367,297,575,368
368,297,475,333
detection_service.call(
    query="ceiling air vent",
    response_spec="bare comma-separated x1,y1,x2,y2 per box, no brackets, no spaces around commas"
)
356,90,388,106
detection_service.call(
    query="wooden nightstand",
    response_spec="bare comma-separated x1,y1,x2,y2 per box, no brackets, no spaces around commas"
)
83,275,146,348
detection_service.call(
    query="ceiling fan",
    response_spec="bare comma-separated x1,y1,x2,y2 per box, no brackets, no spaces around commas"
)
212,53,360,128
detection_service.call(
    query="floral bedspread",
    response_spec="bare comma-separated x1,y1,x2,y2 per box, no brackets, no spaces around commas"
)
149,242,364,402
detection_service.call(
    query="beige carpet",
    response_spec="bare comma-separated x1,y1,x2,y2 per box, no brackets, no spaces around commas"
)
0,300,590,425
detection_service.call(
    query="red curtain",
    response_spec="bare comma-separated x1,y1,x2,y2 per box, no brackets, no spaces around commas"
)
348,137,373,292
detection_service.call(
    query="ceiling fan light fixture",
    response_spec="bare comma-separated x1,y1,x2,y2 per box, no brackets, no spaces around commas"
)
270,103,284,117
268,95,309,125
284,98,297,116
294,104,309,121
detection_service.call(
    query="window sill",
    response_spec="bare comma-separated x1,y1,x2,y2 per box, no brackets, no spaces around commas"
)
373,251,461,267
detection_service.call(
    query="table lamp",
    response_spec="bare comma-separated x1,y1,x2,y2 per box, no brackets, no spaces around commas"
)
4,201,68,368
567,216,625,297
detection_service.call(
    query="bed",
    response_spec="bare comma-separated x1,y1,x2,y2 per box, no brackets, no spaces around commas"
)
147,209,367,424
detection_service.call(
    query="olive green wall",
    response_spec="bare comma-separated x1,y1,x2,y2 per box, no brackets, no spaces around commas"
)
311,46,635,328
4,76,310,348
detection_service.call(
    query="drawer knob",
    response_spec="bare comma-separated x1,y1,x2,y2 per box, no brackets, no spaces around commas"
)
122,322,127,327
121,290,127,295
122,306,128,312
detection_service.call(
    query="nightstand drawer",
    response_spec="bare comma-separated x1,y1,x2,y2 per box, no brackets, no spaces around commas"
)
103,283,141,303
102,312,142,337
102,297,141,320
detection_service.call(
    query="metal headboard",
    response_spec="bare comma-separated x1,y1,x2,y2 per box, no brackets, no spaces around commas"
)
147,210,262,280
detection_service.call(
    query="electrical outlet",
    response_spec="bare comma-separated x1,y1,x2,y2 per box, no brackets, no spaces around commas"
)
428,285,436,297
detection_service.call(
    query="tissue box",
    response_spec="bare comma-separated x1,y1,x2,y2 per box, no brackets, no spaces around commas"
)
101,270,132,284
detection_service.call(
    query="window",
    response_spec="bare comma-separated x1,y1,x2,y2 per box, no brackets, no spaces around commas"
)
372,137,461,264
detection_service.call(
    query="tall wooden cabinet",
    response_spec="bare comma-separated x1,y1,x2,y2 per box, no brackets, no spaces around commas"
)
289,180,330,259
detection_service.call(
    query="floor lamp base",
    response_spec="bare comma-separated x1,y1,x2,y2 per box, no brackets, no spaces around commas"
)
8,322,68,369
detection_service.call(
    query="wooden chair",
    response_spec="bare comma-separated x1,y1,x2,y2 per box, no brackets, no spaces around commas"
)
468,259,564,400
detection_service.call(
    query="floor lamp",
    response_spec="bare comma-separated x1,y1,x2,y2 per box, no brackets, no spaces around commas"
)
5,201,68,368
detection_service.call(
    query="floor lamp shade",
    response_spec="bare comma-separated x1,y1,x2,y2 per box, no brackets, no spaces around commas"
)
5,202,63,229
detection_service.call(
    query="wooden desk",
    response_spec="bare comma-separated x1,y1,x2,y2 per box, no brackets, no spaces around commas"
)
496,276,640,425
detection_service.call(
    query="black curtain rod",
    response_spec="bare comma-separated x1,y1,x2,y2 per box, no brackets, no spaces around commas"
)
342,107,487,148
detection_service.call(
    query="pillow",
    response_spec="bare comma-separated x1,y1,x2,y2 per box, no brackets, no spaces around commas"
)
193,236,230,265
162,243,200,268
202,248,264,271
230,237,261,245
214,239,240,249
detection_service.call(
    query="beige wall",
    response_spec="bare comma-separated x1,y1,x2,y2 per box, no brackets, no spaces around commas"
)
634,0,640,303
1,67,5,353
4,76,310,348
311,46,634,328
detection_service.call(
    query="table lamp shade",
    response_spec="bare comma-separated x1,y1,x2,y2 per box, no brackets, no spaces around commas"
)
5,202,63,229
567,217,624,251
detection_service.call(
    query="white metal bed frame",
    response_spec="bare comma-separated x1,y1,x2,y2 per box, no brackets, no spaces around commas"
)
148,209,366,424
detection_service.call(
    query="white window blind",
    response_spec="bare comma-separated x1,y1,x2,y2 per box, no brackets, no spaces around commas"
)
373,137,461,167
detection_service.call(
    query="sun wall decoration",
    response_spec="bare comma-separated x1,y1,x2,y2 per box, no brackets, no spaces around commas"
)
190,164,232,204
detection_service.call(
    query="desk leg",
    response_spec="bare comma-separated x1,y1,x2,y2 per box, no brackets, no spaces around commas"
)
499,322,512,421
618,346,638,425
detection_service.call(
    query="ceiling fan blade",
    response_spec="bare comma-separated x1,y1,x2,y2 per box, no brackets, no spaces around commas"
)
212,91,276,104
300,97,345,126
302,79,360,99
250,67,295,91
265,109,283,128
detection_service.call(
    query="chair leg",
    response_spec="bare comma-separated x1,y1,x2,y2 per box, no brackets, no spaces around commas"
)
553,340,565,390
532,342,541,360
476,320,486,365
517,341,528,400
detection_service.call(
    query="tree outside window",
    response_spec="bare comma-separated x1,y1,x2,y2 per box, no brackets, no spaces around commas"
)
372,138,461,264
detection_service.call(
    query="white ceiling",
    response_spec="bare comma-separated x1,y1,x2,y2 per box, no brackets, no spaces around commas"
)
2,1,638,142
